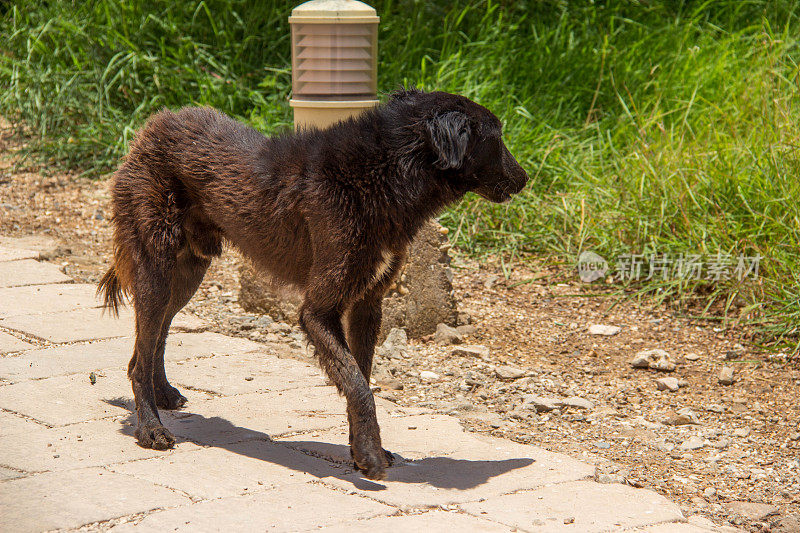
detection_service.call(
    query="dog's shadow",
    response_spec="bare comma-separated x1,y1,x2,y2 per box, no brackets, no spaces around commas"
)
105,398,534,492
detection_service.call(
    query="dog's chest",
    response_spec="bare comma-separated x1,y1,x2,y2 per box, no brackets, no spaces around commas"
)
369,250,396,287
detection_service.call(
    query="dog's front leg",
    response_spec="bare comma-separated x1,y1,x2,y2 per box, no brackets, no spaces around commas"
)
299,303,388,480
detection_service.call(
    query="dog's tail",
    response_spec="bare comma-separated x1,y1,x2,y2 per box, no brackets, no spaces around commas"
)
98,267,124,317
97,240,134,318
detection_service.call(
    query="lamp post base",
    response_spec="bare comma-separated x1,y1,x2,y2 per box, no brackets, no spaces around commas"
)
289,98,379,130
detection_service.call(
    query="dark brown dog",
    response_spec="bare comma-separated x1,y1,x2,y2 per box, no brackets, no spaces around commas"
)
99,88,528,480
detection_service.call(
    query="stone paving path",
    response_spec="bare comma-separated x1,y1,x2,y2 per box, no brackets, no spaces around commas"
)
0,238,728,532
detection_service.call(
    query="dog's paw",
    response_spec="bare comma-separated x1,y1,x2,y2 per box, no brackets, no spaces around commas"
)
135,424,176,450
351,442,390,480
383,448,396,466
155,384,187,410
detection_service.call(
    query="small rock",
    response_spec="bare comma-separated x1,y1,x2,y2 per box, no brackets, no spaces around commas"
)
703,487,717,499
718,366,735,385
685,352,701,361
663,411,700,426
733,427,751,438
557,396,594,410
656,377,680,392
563,517,575,525
710,438,730,449
495,365,526,380
452,345,490,359
523,395,559,413
706,404,724,413
434,323,463,345
383,327,408,348
244,376,254,381
455,324,478,336
380,378,404,391
775,515,800,533
679,436,705,450
596,472,625,484
588,324,621,336
726,501,779,521
593,441,611,449
419,371,440,382
483,274,501,289
630,349,676,372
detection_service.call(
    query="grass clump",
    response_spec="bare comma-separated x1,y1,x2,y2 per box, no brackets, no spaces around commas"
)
1,1,799,347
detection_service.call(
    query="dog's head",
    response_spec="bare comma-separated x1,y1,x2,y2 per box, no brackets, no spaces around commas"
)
391,88,529,203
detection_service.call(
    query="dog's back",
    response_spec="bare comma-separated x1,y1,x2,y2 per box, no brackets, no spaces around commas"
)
99,107,313,313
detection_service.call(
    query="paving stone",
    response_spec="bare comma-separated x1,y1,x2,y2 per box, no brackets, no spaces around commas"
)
0,236,57,256
641,522,719,532
0,465,25,480
167,352,326,396
459,480,684,532
165,386,347,444
0,418,199,473
109,442,341,500
0,332,262,382
0,467,190,533
0,370,211,426
0,330,34,354
0,410,46,437
0,247,38,261
0,283,100,318
278,414,471,461
108,482,393,533
323,510,514,532
297,416,593,509
0,258,72,287
0,306,207,343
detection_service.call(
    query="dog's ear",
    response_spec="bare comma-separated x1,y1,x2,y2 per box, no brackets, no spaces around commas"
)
426,111,470,169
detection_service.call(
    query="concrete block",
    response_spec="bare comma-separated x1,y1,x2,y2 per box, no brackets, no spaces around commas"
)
109,442,341,500
108,482,392,533
0,258,71,287
0,283,100,318
322,510,514,532
0,467,190,533
0,418,199,473
0,306,207,343
0,370,211,426
459,480,685,532
0,332,262,382
0,330,34,354
295,416,594,508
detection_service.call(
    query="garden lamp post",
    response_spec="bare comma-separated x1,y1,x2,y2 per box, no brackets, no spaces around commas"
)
289,0,380,129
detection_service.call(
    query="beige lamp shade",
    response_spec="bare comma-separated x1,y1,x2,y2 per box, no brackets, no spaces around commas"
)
289,0,380,129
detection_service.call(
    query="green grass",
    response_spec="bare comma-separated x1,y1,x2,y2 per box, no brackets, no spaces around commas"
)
1,1,799,348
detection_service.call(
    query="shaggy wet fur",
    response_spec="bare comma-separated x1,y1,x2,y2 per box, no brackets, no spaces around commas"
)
99,88,528,480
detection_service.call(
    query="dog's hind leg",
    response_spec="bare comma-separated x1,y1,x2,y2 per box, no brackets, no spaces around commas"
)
130,256,176,450
153,253,212,410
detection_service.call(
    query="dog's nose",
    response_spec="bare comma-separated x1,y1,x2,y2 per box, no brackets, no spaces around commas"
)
502,145,528,193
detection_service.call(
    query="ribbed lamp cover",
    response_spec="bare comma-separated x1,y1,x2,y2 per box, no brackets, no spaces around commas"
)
290,1,379,100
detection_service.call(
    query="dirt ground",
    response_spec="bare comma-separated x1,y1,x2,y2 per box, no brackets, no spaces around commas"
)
1,127,798,532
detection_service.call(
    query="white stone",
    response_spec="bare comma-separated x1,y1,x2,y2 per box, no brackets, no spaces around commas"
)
494,365,525,380
589,324,621,336
679,436,705,451
656,377,681,392
452,344,490,359
718,366,735,385
420,370,440,382
557,396,594,410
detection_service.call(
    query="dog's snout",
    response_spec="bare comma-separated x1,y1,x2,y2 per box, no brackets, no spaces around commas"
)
501,144,528,193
